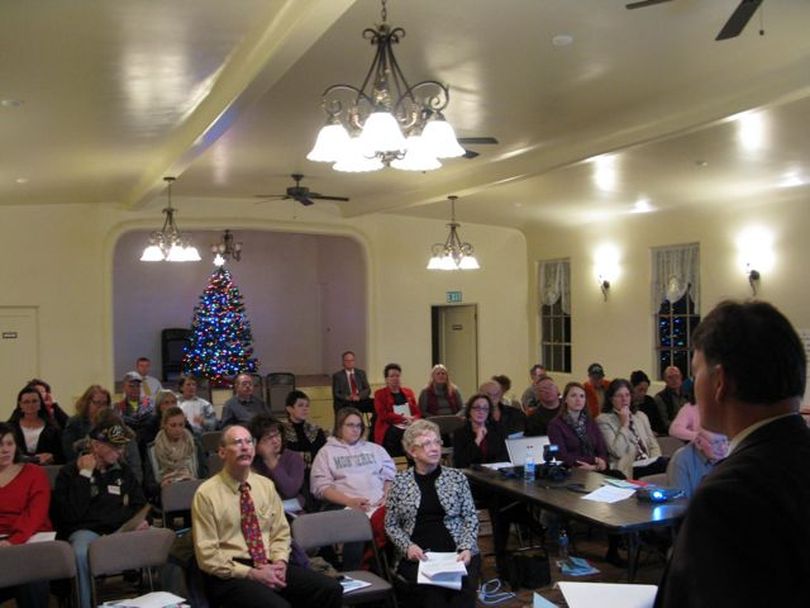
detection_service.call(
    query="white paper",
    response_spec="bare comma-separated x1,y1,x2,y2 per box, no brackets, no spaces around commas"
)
581,486,636,503
557,582,657,608
340,576,372,594
417,552,467,590
102,591,186,608
393,404,411,417
282,498,302,513
533,592,559,608
26,531,57,543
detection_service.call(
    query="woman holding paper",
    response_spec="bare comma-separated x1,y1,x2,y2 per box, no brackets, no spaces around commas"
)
0,422,53,608
373,363,420,457
385,419,479,608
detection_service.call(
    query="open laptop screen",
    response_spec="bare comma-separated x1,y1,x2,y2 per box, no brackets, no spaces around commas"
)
506,435,550,466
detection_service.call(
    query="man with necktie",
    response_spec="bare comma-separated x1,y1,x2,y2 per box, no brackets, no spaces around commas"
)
192,424,341,608
331,350,374,414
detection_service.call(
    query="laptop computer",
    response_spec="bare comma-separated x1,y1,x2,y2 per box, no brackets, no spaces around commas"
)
506,435,550,466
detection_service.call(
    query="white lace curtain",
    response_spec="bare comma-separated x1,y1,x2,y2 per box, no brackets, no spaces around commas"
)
652,244,700,312
539,259,570,314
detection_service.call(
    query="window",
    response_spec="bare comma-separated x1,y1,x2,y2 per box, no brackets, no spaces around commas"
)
652,244,700,379
539,259,571,373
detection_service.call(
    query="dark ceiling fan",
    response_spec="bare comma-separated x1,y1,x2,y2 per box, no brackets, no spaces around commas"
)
625,0,764,41
254,174,349,207
457,137,500,159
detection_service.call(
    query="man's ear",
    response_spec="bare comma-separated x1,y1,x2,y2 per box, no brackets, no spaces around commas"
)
713,363,730,403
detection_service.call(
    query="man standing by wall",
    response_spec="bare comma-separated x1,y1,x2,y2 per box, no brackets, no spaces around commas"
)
135,357,162,400
192,425,341,608
655,300,810,606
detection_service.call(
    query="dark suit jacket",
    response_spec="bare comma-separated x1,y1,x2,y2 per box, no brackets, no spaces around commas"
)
655,414,810,607
332,368,371,409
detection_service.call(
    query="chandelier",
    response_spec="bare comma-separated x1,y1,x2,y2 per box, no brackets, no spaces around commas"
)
306,0,465,172
427,196,480,271
139,177,201,262
211,229,243,266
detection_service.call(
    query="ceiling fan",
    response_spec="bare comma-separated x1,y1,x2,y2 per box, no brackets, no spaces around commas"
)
625,0,763,41
457,137,499,159
254,174,349,206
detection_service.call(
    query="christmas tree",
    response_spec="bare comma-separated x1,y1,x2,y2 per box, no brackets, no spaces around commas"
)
182,266,259,385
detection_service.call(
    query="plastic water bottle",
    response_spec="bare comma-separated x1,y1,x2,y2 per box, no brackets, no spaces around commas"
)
558,529,570,560
524,452,536,481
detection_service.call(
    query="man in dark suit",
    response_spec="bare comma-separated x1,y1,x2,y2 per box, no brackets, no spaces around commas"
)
331,350,374,414
655,300,810,607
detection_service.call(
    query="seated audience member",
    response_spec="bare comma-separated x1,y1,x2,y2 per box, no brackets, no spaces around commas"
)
63,385,112,460
331,350,374,414
177,375,217,434
192,425,341,608
653,365,688,429
8,385,64,464
630,370,668,435
221,373,270,426
281,390,326,467
250,415,306,511
135,356,162,400
418,364,464,417
583,363,610,419
26,378,69,430
311,407,396,568
152,406,203,486
547,383,611,473
668,394,700,442
51,415,148,608
141,389,193,447
491,374,516,407
452,394,509,468
480,380,526,437
524,375,561,436
374,363,420,457
385,419,480,608
597,378,667,479
0,423,53,608
520,364,546,409
114,371,154,440
667,428,728,499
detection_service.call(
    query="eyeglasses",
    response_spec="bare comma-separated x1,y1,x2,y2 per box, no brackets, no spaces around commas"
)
413,438,443,449
470,405,490,412
227,437,255,447
90,399,109,406
262,432,282,441
343,422,363,429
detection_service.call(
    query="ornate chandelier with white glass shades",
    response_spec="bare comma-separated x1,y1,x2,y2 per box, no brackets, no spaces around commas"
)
139,177,201,263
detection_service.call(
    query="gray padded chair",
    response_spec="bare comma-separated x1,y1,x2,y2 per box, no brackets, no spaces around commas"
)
88,527,176,606
292,509,397,607
161,478,204,528
201,430,223,454
0,540,76,605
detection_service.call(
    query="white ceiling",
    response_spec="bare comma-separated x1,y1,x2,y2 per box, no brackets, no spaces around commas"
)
2,0,809,229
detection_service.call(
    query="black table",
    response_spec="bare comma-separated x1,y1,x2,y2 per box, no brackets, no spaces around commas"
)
464,466,687,580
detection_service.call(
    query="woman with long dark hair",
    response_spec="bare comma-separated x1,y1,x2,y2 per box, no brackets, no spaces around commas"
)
8,385,63,464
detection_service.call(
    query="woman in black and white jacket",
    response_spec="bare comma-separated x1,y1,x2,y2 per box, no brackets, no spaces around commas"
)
385,419,479,608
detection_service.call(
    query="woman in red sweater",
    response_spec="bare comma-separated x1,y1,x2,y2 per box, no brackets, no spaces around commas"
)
373,363,420,456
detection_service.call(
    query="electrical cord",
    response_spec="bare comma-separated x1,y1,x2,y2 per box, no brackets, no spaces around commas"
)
477,578,516,605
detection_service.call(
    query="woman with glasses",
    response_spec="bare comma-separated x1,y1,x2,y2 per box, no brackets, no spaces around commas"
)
311,407,396,569
385,419,479,608
250,414,306,512
451,393,508,468
63,386,113,460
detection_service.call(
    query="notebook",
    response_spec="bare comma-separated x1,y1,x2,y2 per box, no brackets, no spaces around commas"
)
506,435,550,466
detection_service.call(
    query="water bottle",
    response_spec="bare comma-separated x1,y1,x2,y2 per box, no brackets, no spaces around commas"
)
558,529,570,561
524,451,536,481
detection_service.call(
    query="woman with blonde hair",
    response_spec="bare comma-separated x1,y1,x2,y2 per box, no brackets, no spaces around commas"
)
418,364,463,417
63,385,112,460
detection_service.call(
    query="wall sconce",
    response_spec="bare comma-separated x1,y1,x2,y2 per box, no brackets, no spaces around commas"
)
736,227,774,297
594,244,620,302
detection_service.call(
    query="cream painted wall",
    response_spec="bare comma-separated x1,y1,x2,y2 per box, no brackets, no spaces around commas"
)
524,195,810,393
0,199,530,417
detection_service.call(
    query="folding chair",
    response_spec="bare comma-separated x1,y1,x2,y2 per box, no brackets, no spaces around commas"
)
88,527,176,607
292,509,397,607
0,540,76,607
161,478,204,529
201,430,223,454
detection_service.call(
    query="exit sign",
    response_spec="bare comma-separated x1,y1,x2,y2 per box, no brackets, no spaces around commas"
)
446,291,462,303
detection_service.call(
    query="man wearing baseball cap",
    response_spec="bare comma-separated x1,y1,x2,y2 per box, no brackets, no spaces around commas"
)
584,362,610,418
52,412,148,608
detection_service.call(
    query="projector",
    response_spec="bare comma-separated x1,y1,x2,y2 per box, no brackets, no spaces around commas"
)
635,486,685,503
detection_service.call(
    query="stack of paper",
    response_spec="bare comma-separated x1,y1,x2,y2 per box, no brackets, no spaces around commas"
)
417,552,468,590
101,591,187,608
339,576,372,594
557,582,657,608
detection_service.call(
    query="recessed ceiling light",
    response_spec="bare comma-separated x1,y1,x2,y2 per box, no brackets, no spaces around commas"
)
15,177,29,184
695,160,709,167
632,198,654,213
552,34,574,47
1,99,23,108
